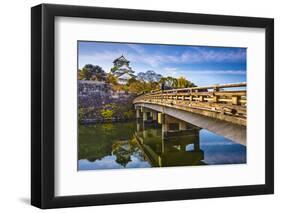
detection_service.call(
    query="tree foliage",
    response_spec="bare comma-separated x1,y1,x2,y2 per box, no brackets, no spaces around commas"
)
106,73,118,85
159,76,197,89
79,64,107,81
137,70,162,82
78,64,196,92
177,76,197,88
159,76,178,88
100,109,114,119
128,81,159,93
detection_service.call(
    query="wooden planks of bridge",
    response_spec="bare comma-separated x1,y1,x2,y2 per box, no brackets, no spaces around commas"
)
133,82,247,126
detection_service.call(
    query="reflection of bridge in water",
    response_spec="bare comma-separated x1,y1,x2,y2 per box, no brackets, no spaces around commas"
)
134,118,205,167
133,83,246,145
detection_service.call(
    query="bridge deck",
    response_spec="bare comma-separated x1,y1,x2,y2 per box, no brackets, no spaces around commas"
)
133,82,247,127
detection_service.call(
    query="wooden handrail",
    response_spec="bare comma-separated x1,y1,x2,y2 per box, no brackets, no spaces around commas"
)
133,83,247,124
148,82,246,95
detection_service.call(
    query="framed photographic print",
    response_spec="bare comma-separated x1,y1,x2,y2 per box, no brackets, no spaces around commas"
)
31,4,274,209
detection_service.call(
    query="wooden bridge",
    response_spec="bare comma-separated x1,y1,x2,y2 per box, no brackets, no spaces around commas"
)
133,82,247,145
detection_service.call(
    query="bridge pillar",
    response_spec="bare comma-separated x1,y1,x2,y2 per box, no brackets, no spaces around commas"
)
152,111,158,121
143,111,148,121
194,132,200,151
136,108,141,119
136,121,142,132
179,121,187,130
157,113,164,124
161,114,182,136
161,114,168,137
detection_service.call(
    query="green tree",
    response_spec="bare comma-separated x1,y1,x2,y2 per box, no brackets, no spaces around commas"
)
177,76,188,88
185,79,197,88
106,73,118,85
101,109,114,119
110,66,118,72
79,67,92,80
160,76,178,88
79,64,107,81
127,77,138,86
128,81,145,93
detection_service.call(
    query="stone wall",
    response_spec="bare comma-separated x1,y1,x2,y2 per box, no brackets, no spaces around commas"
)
78,80,136,123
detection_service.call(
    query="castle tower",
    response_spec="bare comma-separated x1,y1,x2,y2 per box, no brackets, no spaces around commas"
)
110,55,136,85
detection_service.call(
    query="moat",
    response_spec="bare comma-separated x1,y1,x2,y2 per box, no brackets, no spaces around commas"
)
78,120,246,170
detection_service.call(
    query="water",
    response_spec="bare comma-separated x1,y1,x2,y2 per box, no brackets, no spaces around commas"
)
78,121,246,170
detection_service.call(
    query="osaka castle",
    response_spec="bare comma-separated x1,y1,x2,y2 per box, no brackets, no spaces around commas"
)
110,55,136,85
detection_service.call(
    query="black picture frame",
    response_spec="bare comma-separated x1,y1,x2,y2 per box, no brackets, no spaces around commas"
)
31,3,274,209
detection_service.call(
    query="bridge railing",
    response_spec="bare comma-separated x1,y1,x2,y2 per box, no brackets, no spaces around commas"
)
133,82,247,123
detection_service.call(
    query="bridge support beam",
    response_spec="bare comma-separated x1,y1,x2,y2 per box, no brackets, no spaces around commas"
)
135,103,246,145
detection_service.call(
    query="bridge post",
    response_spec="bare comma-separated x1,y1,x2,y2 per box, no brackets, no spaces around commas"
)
152,111,158,122
136,108,141,119
194,131,200,151
213,95,218,103
136,121,142,132
142,116,148,138
143,110,148,121
157,113,164,124
161,114,168,138
179,121,187,130
232,96,240,105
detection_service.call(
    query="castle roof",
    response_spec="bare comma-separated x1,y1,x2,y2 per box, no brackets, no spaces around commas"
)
118,73,134,80
113,55,129,63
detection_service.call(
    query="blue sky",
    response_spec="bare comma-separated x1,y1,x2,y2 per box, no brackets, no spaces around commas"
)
78,41,246,86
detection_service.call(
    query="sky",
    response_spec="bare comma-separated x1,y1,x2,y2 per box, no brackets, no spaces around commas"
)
78,41,246,86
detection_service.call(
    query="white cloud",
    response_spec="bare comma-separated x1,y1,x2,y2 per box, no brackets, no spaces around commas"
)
159,69,246,80
164,67,178,72
79,45,246,74
181,47,246,63
187,70,246,75
126,44,145,54
79,51,171,69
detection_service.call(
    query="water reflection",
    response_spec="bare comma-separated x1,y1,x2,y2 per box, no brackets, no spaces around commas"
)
135,121,205,167
78,117,246,171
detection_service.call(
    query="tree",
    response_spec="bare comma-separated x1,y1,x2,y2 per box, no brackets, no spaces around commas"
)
128,81,143,93
127,77,138,86
137,70,162,82
159,76,196,89
79,64,107,81
79,67,92,80
100,109,114,119
160,76,178,88
106,73,118,85
177,76,188,88
186,80,197,88
110,66,118,72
